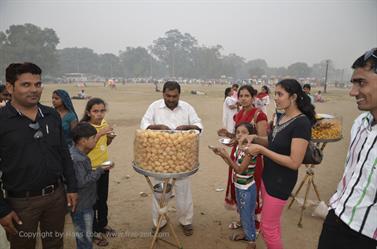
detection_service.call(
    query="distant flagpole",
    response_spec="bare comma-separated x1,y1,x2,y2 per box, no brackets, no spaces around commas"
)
324,60,329,93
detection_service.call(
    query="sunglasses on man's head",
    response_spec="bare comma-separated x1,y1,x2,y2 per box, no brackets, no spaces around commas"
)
29,122,43,139
363,48,377,73
363,48,377,61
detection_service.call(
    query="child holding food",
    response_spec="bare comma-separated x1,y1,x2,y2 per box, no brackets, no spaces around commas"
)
210,122,258,249
81,98,116,246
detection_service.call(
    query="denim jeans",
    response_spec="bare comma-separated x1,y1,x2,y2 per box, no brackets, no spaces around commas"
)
235,184,257,241
71,208,94,249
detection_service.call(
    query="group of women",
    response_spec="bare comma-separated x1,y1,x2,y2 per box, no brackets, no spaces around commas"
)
214,79,316,249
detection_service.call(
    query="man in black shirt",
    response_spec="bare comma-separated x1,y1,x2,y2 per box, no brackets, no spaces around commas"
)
0,62,78,249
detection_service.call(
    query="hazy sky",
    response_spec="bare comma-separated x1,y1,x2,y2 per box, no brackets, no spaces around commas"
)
0,0,376,68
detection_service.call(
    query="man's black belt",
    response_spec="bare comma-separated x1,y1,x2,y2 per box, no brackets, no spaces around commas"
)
6,180,60,198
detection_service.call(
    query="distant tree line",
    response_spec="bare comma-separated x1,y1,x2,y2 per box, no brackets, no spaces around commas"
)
0,23,347,82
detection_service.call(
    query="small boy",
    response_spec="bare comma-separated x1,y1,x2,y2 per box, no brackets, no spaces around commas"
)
303,83,314,104
70,122,113,249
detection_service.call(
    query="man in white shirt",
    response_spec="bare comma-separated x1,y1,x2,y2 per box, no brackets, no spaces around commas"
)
317,48,377,249
140,81,203,236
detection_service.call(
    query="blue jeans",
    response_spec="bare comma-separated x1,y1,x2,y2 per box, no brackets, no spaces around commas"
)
71,208,94,249
235,184,257,241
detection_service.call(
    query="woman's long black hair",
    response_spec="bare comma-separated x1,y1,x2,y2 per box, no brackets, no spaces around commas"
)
81,97,106,122
261,85,270,94
277,79,316,125
224,87,232,99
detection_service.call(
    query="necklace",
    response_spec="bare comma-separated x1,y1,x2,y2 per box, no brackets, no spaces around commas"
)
272,114,303,142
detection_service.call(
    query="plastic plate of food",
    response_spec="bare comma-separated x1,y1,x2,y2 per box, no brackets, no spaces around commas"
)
219,137,232,145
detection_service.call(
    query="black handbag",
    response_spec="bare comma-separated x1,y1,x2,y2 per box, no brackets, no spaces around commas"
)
303,141,323,165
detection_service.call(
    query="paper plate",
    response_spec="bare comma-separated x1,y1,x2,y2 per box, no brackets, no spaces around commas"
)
219,137,232,145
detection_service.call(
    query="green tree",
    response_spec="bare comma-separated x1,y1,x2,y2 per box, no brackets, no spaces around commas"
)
98,53,122,78
191,45,223,79
58,47,99,75
287,62,312,78
0,23,59,76
119,46,158,78
221,53,245,79
248,67,265,78
151,29,197,77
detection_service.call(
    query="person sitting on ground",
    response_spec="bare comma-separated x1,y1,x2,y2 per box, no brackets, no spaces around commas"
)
72,89,91,100
314,90,325,103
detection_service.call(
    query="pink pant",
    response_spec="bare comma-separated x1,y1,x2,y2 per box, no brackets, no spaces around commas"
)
260,182,287,249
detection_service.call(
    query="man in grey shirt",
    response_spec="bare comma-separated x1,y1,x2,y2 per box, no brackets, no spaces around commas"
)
70,123,114,248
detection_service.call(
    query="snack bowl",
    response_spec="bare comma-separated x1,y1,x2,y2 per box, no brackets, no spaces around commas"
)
312,114,342,140
134,129,199,174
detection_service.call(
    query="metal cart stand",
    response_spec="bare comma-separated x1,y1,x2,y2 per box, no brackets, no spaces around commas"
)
133,162,199,249
288,137,342,227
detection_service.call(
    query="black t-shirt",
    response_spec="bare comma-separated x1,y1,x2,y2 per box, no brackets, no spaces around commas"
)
262,114,311,200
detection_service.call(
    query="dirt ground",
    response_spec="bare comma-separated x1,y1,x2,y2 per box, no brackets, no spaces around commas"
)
16,83,359,249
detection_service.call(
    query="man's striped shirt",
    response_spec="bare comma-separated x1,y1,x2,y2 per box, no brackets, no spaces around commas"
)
329,112,377,240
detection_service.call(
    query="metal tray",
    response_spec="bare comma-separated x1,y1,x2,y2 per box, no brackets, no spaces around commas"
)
312,136,343,143
132,161,199,179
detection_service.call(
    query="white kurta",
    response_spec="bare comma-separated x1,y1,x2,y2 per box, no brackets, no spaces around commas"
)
255,94,270,114
222,96,237,133
140,99,203,227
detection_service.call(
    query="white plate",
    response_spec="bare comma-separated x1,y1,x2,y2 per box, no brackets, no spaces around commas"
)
316,113,334,119
101,160,114,167
219,137,232,145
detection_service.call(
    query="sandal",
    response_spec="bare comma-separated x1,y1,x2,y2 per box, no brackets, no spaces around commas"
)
246,241,256,249
103,225,117,237
228,221,241,230
93,233,109,247
229,232,246,241
180,224,193,236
